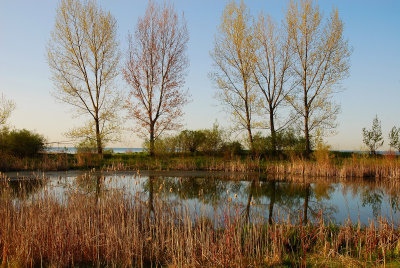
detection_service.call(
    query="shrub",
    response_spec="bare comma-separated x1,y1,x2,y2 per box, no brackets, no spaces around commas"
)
220,141,244,157
75,139,98,154
251,129,306,156
143,135,179,155
177,130,206,153
199,123,226,154
0,128,46,157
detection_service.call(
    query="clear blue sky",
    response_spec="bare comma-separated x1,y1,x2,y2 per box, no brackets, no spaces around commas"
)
0,0,399,149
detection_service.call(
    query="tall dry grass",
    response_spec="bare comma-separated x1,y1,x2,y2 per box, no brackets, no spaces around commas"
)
268,154,400,180
3,151,400,180
1,174,400,267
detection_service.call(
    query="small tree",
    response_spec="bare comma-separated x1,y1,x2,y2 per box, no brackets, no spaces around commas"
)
388,126,400,152
362,115,384,155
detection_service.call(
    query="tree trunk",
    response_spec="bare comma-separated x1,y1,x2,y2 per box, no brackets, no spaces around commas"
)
247,126,254,154
95,118,103,155
269,106,277,153
304,103,311,157
149,123,155,157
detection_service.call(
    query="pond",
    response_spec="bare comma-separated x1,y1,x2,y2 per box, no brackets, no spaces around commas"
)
2,170,400,226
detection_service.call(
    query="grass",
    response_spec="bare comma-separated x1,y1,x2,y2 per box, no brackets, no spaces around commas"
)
1,172,400,267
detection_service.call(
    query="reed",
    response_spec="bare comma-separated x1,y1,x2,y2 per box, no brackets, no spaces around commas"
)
1,174,399,267
4,152,400,181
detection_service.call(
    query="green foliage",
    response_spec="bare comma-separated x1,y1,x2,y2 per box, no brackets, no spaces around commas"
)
146,123,227,155
388,126,400,152
252,133,272,156
143,135,180,155
312,131,333,164
251,129,306,156
199,123,226,154
177,130,206,153
0,128,46,157
362,115,384,155
75,139,98,154
276,129,307,153
220,141,244,157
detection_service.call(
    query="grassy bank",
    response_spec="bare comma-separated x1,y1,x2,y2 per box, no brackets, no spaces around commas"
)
0,175,399,267
3,151,400,180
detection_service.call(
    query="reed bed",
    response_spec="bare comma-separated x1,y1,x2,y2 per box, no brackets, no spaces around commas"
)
270,155,400,180
4,152,400,181
1,175,400,267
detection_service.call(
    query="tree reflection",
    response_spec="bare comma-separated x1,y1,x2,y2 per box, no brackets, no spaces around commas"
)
75,172,105,203
148,175,155,215
245,179,256,222
137,173,400,225
0,178,44,199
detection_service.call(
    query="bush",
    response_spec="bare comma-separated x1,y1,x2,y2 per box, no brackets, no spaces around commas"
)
143,135,180,155
0,128,46,157
199,123,225,154
251,129,306,156
147,123,227,155
75,139,98,154
177,130,206,153
220,141,244,157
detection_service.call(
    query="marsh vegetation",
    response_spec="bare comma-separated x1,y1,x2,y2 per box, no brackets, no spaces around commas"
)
1,171,400,267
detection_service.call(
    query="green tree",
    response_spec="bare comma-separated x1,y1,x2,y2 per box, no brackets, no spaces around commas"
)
362,115,384,155
388,126,400,152
47,0,121,155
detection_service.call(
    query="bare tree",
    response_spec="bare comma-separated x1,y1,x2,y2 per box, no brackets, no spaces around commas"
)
210,0,259,152
47,0,121,155
123,1,189,156
285,0,351,156
253,14,294,152
0,93,15,126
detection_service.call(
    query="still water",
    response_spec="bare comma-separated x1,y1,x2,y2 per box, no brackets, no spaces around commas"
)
3,170,400,226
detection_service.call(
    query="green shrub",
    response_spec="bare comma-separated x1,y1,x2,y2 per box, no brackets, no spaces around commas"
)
177,130,206,153
251,129,307,156
220,141,244,156
0,128,46,157
199,123,225,154
75,139,98,153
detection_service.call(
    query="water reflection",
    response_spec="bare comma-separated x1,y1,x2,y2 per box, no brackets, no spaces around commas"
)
2,171,400,225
